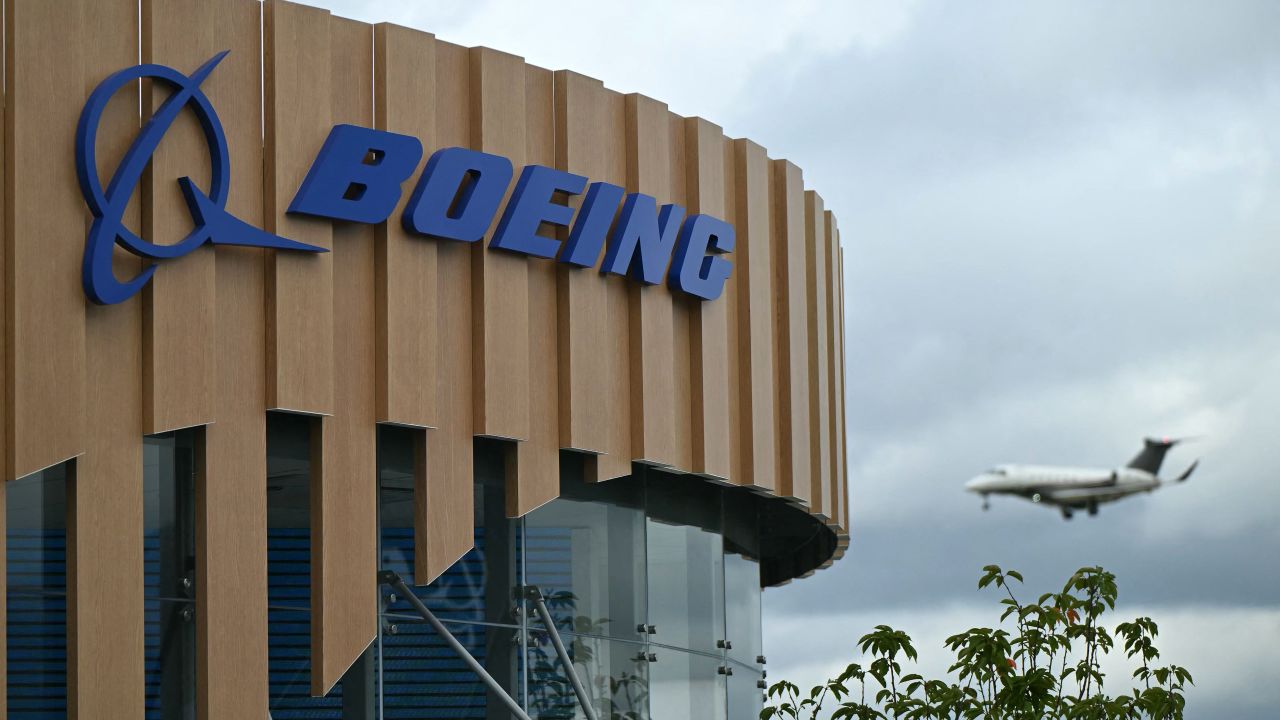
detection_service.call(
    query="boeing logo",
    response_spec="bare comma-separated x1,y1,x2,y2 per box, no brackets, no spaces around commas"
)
77,51,325,305
79,52,735,305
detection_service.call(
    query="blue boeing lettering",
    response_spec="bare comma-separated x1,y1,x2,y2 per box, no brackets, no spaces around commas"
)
600,194,685,284
289,124,424,224
80,52,735,306
402,147,513,242
669,214,735,301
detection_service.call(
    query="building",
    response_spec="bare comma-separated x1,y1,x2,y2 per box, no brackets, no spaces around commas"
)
0,0,848,718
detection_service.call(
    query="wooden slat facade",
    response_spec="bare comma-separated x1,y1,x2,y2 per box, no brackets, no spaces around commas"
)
0,0,850,712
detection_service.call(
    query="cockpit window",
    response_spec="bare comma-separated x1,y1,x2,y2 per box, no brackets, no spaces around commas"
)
987,468,1006,476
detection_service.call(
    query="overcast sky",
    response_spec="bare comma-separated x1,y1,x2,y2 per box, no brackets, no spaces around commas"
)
316,1,1280,716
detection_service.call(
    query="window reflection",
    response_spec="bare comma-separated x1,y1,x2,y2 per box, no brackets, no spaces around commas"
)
377,430,521,720
5,464,69,720
266,412,345,717
143,432,198,720
524,454,649,719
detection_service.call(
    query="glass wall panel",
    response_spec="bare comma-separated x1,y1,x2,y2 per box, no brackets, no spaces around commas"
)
5,464,69,719
645,474,726,720
725,663,764,720
525,634,649,720
524,457,649,719
644,474,725,655
143,432,198,720
646,648,726,720
377,431,521,719
723,491,762,670
266,412,345,717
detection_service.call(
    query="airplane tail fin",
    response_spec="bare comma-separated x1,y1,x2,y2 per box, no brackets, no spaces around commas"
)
1126,437,1184,475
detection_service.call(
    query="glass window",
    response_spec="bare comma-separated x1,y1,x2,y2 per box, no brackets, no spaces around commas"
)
647,648,726,720
143,432,198,720
726,662,764,720
266,412,345,717
6,464,69,720
524,455,649,719
377,431,521,719
723,491,762,670
644,474,725,655
645,473,726,719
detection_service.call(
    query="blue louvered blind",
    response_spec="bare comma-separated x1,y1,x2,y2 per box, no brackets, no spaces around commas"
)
379,526,492,719
6,529,67,720
268,527,344,719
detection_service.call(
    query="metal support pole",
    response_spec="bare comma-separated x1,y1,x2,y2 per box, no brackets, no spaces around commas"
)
378,570,532,720
522,585,600,720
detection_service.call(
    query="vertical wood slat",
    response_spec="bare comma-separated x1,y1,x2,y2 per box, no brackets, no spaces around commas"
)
419,40,475,583
834,240,849,532
374,23,436,429
0,16,6,711
507,64,560,516
4,0,87,479
668,114,695,471
732,140,777,491
312,17,377,695
0,481,5,718
72,2,144,717
200,2,269,716
771,160,811,505
553,72,611,457
264,0,333,415
591,87,633,484
685,118,731,480
140,0,218,435
722,142,743,487
625,94,677,468
824,210,842,527
805,190,831,520
471,47,529,442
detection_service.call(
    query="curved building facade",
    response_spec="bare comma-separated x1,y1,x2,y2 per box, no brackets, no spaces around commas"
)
0,0,848,718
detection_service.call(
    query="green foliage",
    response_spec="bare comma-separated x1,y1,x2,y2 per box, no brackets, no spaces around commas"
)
762,566,1192,720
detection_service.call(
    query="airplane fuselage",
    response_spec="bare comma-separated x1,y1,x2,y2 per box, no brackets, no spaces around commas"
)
965,465,1160,517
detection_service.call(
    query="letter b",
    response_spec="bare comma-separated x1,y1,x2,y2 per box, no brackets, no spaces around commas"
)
288,124,424,224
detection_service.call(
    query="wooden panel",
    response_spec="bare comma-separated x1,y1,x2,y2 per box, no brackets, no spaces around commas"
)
667,114,695,471
824,210,842,527
805,190,831,520
684,118,731,480
624,94,677,467
507,64,559,516
553,72,614,458
311,16,377,695
71,2,144,716
199,3,269,717
140,0,218,434
4,0,87,479
722,142,743,487
264,0,333,415
0,480,5,716
419,40,474,583
471,47,529,441
732,140,777,491
0,29,5,715
835,241,850,533
770,160,811,505
590,86,633,484
374,23,436,429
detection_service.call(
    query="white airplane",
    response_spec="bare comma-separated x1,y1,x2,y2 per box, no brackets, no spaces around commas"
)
965,437,1199,519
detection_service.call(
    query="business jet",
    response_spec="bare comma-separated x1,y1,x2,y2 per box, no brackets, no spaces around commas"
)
965,437,1199,519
